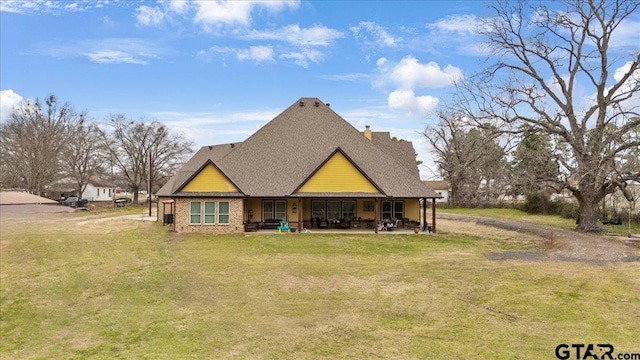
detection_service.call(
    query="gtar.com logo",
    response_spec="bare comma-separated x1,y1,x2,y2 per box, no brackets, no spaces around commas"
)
555,344,614,360
554,344,640,360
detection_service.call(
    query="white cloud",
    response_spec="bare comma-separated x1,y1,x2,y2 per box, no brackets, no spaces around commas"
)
388,89,439,116
243,24,343,46
426,14,481,35
280,48,323,68
350,21,400,47
237,45,274,62
36,38,165,65
0,0,96,14
375,56,463,91
193,0,299,29
83,50,149,65
135,5,165,26
168,0,189,15
0,89,24,122
372,56,463,116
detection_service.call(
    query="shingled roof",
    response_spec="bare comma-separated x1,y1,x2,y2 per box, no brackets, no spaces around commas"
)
157,97,440,199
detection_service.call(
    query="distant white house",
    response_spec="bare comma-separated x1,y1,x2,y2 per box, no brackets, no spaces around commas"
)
424,180,450,203
82,178,116,202
52,177,116,202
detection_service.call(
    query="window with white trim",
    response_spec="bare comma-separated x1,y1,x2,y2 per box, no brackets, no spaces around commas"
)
204,202,216,224
218,201,230,224
190,202,202,224
381,200,404,220
190,201,230,225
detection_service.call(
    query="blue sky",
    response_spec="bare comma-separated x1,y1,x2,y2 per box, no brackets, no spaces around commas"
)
1,1,638,179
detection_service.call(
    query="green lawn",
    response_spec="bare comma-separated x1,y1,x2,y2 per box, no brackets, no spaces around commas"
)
438,207,640,236
1,213,638,359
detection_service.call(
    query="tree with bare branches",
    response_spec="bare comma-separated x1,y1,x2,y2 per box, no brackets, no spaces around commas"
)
0,95,80,195
99,115,193,203
451,0,639,231
424,113,509,206
60,119,103,199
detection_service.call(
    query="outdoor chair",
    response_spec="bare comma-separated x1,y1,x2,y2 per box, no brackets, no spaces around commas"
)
278,221,290,233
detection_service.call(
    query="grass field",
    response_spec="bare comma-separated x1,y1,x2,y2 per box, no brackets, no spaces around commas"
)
1,210,639,359
438,207,640,236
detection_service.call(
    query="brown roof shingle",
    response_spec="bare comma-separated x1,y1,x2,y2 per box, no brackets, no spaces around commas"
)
158,98,440,199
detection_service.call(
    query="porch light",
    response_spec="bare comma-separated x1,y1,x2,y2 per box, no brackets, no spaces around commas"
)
292,205,297,213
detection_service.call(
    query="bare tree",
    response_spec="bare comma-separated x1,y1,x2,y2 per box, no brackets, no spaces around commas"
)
452,0,640,231
510,126,560,197
99,115,193,203
424,112,509,206
60,119,103,198
0,95,80,195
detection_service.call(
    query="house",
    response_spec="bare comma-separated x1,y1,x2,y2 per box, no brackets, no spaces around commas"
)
82,177,117,201
424,180,450,203
156,98,442,233
50,177,116,202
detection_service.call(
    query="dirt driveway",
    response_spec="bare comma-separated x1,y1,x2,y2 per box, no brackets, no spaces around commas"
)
437,214,640,264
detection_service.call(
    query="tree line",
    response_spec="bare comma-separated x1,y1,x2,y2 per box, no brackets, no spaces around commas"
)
425,0,639,232
0,94,194,203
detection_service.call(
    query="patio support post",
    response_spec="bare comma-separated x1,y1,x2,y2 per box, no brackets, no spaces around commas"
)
374,198,379,234
431,198,436,234
422,198,427,231
297,198,302,233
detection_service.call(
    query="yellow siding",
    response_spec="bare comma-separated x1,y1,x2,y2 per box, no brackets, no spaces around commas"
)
182,164,239,192
405,199,420,221
298,152,378,193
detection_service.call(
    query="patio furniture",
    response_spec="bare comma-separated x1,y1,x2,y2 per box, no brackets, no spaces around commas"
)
262,219,281,229
245,222,258,232
278,221,290,233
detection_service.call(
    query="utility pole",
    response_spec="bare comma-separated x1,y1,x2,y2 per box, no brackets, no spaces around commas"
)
148,151,152,217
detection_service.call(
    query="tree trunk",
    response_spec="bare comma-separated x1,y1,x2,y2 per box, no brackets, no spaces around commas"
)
132,185,139,204
576,198,600,232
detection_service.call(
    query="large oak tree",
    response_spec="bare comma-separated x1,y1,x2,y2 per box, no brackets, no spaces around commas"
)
453,0,639,231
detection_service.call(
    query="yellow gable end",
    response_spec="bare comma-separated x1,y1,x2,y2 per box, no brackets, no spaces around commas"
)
298,152,379,193
182,164,238,192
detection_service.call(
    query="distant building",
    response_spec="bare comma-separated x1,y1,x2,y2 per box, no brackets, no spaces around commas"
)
424,181,450,203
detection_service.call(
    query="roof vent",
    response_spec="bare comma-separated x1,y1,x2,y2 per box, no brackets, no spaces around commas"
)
230,143,235,148
326,103,330,107
299,101,304,107
208,146,212,150
314,101,320,107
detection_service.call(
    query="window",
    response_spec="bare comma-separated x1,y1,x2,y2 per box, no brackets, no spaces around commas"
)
327,200,340,220
381,201,392,220
274,200,286,221
311,200,326,219
381,200,404,220
190,202,201,224
342,200,356,220
263,200,286,221
204,202,216,224
263,200,274,220
393,201,404,219
191,201,230,225
218,202,230,224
